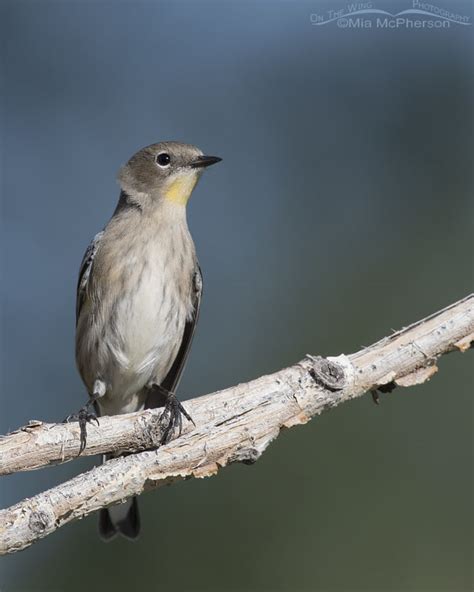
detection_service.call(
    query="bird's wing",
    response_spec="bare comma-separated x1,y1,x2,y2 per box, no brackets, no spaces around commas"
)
76,231,104,325
152,264,203,399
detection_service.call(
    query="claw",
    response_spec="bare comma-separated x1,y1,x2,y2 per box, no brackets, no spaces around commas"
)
78,406,99,454
63,400,100,454
159,395,194,445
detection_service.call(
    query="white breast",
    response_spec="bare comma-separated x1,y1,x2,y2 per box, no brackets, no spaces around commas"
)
106,241,193,396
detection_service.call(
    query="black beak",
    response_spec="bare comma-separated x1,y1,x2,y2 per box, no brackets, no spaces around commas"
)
190,155,222,168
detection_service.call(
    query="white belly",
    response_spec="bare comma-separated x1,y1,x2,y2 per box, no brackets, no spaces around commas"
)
116,273,170,373
104,265,188,400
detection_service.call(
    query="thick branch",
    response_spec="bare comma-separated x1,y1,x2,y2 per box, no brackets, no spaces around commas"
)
1,294,472,554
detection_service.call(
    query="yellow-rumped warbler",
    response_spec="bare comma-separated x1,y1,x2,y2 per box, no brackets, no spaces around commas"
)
73,141,221,540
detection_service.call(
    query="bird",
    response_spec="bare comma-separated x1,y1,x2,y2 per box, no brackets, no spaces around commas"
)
73,141,221,540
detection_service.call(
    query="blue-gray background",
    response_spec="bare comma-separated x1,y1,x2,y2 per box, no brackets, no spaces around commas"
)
1,1,472,590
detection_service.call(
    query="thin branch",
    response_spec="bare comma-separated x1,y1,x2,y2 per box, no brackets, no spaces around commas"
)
1,294,473,554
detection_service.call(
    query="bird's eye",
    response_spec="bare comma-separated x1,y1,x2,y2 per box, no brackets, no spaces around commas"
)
156,153,171,167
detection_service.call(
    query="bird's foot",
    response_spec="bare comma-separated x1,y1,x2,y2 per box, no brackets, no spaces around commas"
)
64,399,100,454
159,392,194,445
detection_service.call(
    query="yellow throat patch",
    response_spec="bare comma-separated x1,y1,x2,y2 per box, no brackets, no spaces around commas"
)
164,173,198,205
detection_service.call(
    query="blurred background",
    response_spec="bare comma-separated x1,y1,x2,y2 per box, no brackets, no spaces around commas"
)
1,1,472,590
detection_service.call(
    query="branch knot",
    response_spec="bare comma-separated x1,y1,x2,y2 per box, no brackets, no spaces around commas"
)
308,356,347,391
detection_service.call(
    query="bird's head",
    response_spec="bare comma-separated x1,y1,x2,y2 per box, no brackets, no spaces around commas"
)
118,141,221,207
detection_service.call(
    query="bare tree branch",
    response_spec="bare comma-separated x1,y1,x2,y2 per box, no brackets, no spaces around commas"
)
1,294,472,554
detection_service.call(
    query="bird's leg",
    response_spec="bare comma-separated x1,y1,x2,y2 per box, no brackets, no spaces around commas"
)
148,384,195,445
64,379,105,453
64,400,99,454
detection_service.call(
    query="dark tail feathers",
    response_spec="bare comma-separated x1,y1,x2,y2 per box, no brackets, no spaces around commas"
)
98,496,140,541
